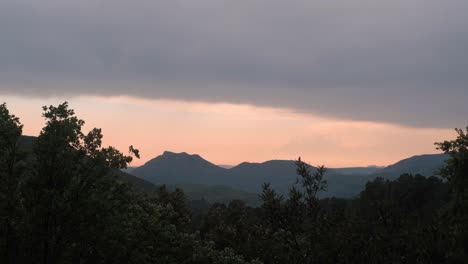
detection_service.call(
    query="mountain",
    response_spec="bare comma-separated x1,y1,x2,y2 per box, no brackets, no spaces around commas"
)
131,152,368,197
131,151,450,199
15,137,261,204
227,160,299,194
376,154,448,179
132,154,301,194
132,151,229,185
330,166,384,176
19,135,449,201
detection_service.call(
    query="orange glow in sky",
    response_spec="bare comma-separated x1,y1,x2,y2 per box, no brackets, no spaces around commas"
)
3,95,452,167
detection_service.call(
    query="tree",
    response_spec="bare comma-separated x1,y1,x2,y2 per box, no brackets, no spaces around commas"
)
0,102,259,264
155,185,192,230
0,103,25,264
16,102,140,263
436,127,468,261
257,158,328,264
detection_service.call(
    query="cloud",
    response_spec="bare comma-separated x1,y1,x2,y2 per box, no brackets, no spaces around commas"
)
1,0,467,128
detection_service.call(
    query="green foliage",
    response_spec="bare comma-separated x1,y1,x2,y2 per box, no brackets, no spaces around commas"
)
0,103,23,147
173,183,261,207
201,158,330,264
201,160,454,263
2,101,467,264
0,102,255,264
0,103,26,264
436,127,468,261
18,102,140,263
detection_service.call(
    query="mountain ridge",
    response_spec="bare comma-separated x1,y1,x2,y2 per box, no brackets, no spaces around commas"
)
132,150,228,186
131,151,448,197
18,136,448,199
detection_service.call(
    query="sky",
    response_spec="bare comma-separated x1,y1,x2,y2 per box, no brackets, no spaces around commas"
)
1,1,466,167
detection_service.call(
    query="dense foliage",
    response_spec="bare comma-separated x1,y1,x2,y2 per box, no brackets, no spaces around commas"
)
1,102,467,263
0,103,259,264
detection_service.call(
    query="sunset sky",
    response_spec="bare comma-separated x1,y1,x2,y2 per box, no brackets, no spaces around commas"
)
1,0,466,167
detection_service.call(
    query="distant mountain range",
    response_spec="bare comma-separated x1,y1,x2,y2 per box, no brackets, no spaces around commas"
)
131,151,449,198
17,136,259,204
375,154,449,179
18,136,449,203
330,166,384,176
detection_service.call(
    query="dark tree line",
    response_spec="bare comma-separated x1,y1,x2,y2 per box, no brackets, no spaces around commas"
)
1,102,467,263
197,129,467,263
0,103,260,264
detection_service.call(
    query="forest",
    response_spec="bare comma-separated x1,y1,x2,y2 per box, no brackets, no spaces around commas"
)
1,102,467,264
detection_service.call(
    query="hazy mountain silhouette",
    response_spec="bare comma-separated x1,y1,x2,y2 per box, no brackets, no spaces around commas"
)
131,151,449,198
375,154,449,179
18,136,449,199
17,137,260,204
330,166,384,176
227,160,300,194
132,151,229,185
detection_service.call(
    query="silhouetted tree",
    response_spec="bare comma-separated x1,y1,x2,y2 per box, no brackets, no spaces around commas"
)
0,103,26,264
436,127,468,262
0,102,259,264
4,100,466,264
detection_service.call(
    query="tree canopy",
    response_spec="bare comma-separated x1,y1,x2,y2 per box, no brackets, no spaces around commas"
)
1,101,467,264
0,102,259,264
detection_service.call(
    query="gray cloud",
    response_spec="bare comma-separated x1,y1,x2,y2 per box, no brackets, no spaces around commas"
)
1,0,467,128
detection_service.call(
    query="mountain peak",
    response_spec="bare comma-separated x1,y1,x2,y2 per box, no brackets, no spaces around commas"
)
130,150,449,198
162,150,187,156
160,151,203,159
132,150,226,185
379,153,448,178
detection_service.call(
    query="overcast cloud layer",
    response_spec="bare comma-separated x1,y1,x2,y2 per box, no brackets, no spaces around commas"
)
1,0,467,128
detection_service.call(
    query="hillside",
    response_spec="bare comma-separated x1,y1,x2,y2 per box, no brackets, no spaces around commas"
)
132,151,229,185
131,151,450,199
227,160,299,193
15,137,261,204
330,166,384,175
375,154,448,179
17,136,449,200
